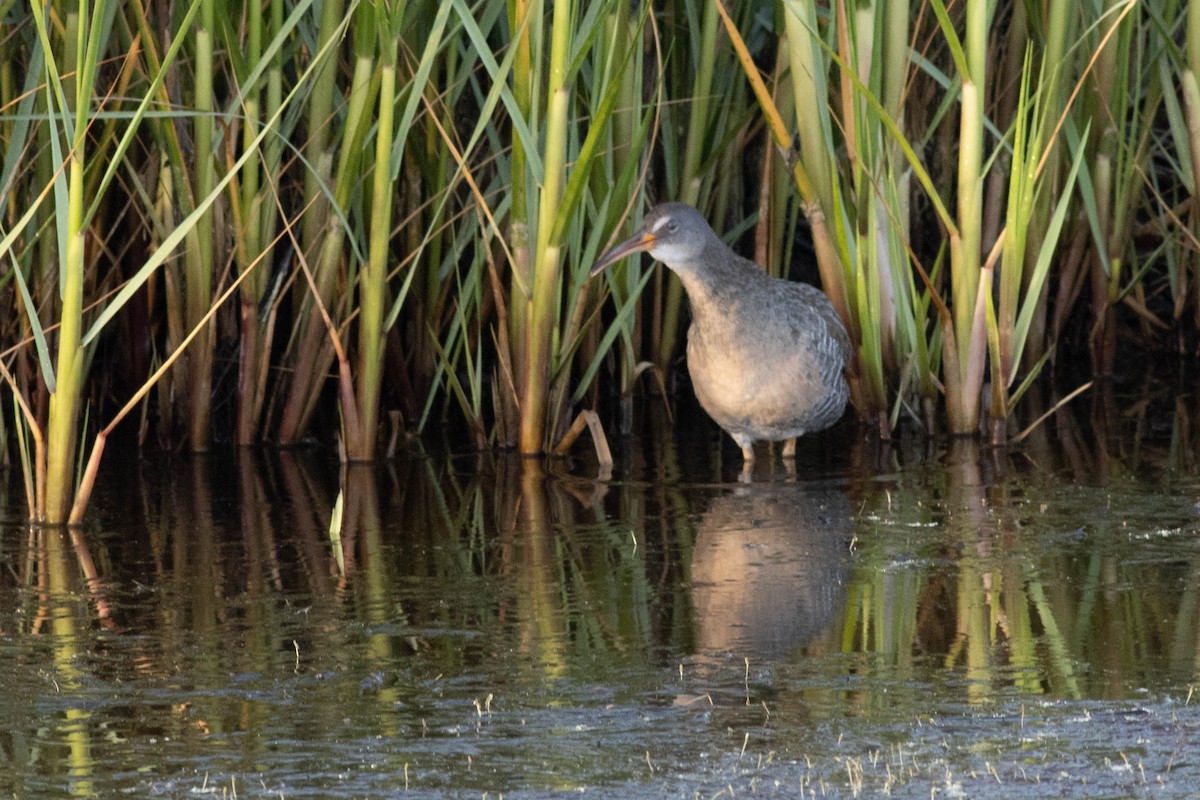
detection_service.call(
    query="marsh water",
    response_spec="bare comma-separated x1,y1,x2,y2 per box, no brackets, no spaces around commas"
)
3,384,1200,798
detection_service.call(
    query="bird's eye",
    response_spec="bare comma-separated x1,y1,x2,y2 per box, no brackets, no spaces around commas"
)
666,221,678,233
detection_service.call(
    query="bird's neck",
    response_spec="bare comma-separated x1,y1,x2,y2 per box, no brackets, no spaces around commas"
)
667,241,763,317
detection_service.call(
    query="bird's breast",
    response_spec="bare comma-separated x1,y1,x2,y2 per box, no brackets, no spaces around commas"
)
685,300,846,438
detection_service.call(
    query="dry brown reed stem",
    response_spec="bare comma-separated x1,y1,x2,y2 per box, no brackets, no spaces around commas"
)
551,409,612,468
1010,381,1093,445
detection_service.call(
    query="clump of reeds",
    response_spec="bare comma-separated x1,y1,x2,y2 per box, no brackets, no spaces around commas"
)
0,0,1195,522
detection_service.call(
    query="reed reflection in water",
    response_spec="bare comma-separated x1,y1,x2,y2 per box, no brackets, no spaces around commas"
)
5,384,1200,796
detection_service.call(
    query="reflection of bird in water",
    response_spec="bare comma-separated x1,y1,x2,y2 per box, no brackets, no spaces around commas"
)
690,482,850,659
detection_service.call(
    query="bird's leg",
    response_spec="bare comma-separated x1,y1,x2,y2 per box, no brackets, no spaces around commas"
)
732,432,756,465
782,438,797,458
737,441,756,483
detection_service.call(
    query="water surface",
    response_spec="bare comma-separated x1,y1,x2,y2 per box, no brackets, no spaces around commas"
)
2,391,1200,797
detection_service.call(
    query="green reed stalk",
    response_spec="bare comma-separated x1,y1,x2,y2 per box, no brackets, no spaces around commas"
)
845,0,924,434
1182,1,1200,335
343,0,410,462
43,168,86,525
291,0,448,460
32,0,110,524
9,1,170,520
185,0,216,452
879,1,915,421
235,9,265,441
1188,0,1200,81
781,1,834,226
506,0,536,447
551,3,652,450
881,0,909,121
756,49,792,281
33,91,57,400
347,43,394,460
942,0,986,435
518,0,571,455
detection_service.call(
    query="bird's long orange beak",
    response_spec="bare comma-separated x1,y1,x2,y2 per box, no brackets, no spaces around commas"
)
590,232,656,277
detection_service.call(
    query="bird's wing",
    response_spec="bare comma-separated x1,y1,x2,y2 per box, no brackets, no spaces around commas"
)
785,282,852,366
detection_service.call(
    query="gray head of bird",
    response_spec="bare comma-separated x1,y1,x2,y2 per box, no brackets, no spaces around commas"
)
590,202,718,277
